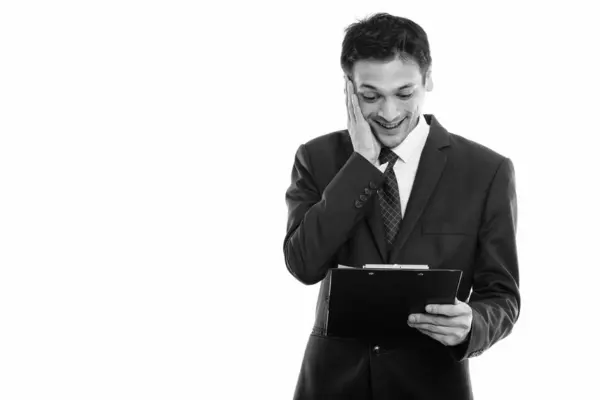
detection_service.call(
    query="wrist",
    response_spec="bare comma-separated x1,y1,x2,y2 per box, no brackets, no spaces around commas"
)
356,150,377,165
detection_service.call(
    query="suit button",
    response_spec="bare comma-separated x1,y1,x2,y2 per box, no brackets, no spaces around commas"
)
364,188,371,195
373,345,380,354
359,194,368,201
355,200,363,208
369,181,377,189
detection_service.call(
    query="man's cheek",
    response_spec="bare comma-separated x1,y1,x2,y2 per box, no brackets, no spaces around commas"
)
359,103,375,119
405,99,419,115
407,107,420,124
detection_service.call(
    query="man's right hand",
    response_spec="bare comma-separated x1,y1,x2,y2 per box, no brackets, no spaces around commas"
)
345,76,381,165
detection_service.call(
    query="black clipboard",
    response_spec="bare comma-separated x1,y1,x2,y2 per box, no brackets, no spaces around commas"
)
324,268,462,338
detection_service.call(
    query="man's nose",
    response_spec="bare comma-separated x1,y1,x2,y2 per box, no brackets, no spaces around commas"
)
378,99,401,121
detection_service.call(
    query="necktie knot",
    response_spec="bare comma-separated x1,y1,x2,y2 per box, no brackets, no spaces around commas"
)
378,147,398,166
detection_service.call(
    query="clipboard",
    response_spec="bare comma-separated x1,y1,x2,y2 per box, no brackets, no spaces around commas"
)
324,267,462,338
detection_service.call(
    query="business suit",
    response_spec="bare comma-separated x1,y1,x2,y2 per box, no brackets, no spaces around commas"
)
283,114,520,399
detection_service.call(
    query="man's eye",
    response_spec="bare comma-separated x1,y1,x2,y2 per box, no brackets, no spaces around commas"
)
361,94,379,102
398,92,414,100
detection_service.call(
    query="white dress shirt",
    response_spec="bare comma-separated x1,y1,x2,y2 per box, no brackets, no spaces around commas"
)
377,115,430,216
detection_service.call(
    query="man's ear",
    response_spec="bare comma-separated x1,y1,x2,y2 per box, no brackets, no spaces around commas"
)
425,68,433,92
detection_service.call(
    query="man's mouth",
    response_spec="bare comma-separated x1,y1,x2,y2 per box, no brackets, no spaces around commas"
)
374,118,404,130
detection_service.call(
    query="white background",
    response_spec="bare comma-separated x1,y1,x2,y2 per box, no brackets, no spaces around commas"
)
1,1,599,399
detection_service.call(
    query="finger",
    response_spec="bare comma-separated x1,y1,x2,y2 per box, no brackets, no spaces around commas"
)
408,313,454,327
425,301,468,317
412,322,463,336
349,93,356,122
410,319,456,329
412,317,471,332
345,86,350,126
416,325,467,347
408,322,447,334
347,78,359,120
345,78,355,125
351,94,364,122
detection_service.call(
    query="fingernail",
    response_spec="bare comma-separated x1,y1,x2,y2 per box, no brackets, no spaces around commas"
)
409,315,416,323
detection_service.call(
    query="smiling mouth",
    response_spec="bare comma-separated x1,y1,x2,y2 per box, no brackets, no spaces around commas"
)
374,118,404,130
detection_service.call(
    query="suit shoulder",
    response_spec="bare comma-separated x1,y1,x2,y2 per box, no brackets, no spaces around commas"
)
448,132,508,167
303,129,349,151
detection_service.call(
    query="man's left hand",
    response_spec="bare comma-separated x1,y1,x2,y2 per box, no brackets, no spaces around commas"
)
407,299,473,346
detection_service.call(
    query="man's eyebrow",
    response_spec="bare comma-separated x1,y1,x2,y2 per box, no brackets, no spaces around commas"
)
359,83,415,91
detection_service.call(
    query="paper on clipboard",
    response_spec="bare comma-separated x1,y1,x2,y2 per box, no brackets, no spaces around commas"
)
337,264,429,270
363,264,429,270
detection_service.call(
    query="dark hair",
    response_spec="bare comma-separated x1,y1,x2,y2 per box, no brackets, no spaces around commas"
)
341,13,432,83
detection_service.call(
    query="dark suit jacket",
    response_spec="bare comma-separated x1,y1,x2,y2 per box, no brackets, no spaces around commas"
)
283,115,520,400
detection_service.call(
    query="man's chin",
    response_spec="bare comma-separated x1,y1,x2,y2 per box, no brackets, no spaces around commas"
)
373,129,409,148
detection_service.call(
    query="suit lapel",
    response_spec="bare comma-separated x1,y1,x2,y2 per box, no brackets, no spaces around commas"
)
365,196,387,261
389,115,450,260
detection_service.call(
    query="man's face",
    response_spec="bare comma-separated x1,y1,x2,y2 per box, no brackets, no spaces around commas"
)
351,56,432,148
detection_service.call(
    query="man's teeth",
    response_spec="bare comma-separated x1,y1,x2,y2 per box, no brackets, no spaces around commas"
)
376,120,402,129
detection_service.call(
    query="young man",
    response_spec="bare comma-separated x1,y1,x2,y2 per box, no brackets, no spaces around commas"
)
283,13,520,400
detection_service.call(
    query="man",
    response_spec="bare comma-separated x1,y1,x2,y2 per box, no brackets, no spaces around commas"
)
283,13,520,400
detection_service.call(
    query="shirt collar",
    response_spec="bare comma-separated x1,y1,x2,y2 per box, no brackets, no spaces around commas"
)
390,114,430,163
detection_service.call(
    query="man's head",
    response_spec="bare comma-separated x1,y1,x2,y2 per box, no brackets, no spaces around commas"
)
341,13,433,148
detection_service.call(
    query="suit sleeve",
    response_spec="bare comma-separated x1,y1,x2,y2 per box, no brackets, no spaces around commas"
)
451,157,521,361
283,144,385,285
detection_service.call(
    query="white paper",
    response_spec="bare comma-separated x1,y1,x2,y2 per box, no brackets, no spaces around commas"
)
363,264,429,270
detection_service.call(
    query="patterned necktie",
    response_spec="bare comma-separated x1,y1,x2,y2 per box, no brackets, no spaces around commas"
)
378,147,402,245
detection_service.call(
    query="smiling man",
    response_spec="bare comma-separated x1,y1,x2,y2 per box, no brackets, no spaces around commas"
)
284,13,520,400
351,58,430,150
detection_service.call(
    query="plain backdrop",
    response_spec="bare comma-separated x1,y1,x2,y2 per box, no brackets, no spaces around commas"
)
1,1,599,399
